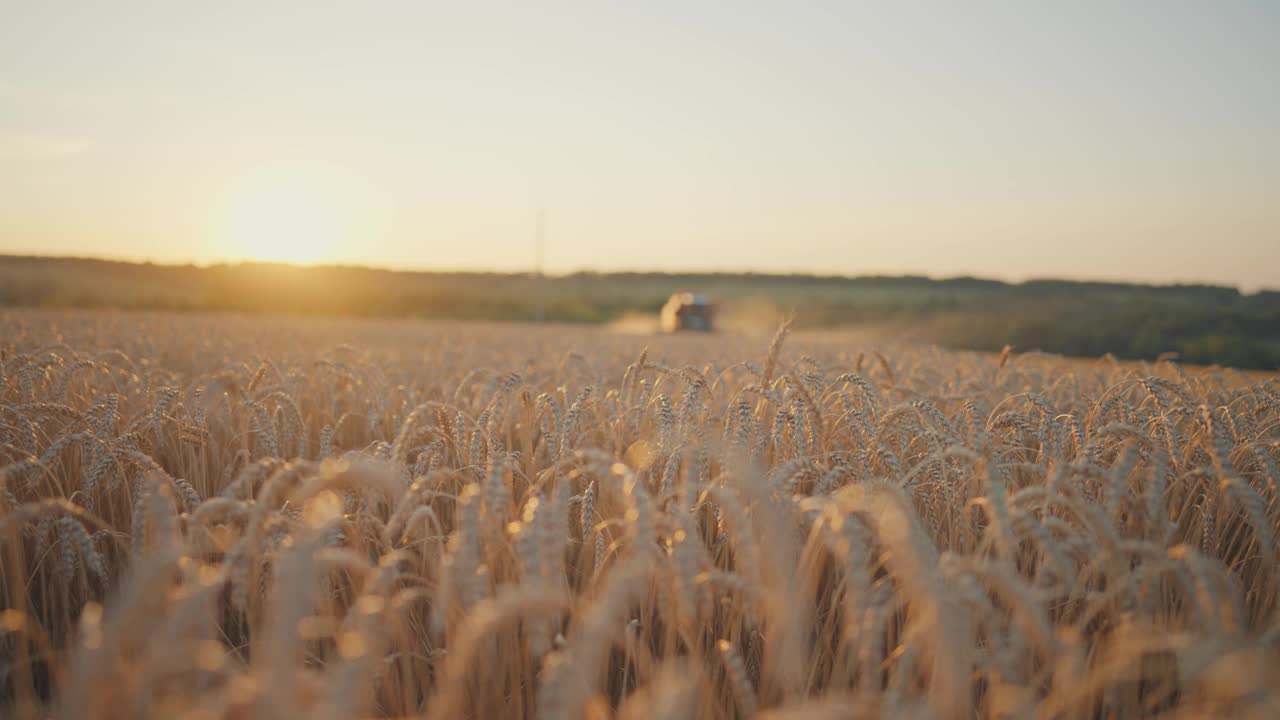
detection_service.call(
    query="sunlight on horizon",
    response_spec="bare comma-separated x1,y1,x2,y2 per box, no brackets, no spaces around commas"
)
217,173,359,265
2,3,1278,288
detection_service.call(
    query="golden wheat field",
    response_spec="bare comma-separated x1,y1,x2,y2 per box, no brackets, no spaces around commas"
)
2,308,1278,720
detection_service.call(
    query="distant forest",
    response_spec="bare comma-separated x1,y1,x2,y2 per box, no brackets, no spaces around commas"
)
2,255,1278,370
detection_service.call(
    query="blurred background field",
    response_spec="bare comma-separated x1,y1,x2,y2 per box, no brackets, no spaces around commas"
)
4,255,1277,370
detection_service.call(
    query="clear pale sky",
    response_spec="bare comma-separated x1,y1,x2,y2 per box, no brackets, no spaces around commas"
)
2,2,1277,289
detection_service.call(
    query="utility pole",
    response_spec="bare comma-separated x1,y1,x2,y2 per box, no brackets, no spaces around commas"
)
535,208,546,323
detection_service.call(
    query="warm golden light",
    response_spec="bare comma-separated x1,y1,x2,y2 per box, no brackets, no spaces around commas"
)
219,174,353,264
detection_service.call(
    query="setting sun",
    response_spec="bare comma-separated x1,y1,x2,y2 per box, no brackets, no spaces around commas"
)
219,174,355,264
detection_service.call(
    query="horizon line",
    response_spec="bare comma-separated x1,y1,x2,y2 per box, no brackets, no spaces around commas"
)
1,251,1274,294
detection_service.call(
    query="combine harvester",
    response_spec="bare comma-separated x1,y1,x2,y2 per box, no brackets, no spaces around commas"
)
659,291,715,332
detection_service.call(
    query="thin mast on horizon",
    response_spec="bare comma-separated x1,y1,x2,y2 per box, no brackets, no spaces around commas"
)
535,208,546,323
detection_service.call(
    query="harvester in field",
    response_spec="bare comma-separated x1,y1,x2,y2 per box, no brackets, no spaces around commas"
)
659,291,715,332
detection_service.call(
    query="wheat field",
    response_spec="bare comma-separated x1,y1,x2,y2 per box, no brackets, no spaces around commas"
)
1,309,1278,720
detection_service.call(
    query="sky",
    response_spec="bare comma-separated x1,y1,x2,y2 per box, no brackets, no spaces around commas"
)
2,1,1278,289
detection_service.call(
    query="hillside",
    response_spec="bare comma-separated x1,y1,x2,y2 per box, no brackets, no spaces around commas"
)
2,254,1277,369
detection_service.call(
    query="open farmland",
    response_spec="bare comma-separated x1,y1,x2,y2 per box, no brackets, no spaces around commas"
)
4,256,1279,370
2,309,1279,719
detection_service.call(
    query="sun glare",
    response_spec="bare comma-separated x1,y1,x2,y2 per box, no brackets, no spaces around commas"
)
219,175,354,264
